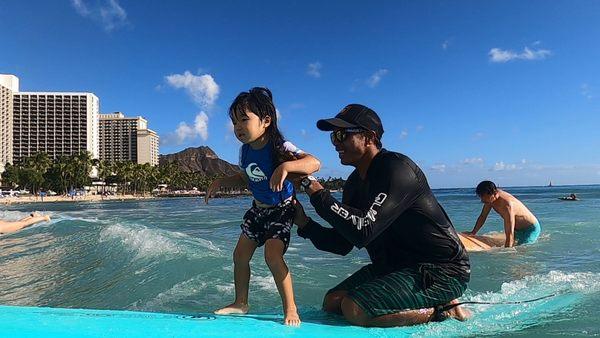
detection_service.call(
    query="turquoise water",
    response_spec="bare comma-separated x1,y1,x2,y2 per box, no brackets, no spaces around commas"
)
1,185,599,336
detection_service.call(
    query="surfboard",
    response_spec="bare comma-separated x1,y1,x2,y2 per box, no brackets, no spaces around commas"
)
0,304,407,338
458,233,505,252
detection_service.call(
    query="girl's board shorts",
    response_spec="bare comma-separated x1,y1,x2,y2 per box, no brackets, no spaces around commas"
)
240,199,295,253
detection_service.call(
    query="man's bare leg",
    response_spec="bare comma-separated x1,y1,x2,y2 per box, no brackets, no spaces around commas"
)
322,290,347,314
0,213,51,234
264,239,300,326
340,297,471,327
214,234,258,315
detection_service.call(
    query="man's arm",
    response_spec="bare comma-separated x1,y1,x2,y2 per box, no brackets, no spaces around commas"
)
502,203,516,247
297,218,354,256
469,204,492,235
308,160,422,248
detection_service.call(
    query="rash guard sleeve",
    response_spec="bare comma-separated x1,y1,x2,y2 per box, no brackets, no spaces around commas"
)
310,158,423,248
297,218,354,256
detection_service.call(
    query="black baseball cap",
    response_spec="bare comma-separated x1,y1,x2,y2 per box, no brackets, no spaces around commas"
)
317,104,384,139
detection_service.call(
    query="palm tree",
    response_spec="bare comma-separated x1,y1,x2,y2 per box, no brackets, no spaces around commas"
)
1,163,21,189
22,152,52,195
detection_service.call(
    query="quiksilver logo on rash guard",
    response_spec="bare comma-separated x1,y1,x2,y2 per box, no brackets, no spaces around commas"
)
246,163,267,182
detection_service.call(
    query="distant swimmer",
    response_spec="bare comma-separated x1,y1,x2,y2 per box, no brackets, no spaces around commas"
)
559,193,578,201
465,181,541,247
0,212,51,234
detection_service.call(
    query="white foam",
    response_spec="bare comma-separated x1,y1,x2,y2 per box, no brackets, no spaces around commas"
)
251,274,278,293
415,270,600,337
136,277,209,310
99,223,221,260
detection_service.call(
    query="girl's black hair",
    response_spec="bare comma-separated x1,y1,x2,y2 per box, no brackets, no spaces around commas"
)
229,87,297,166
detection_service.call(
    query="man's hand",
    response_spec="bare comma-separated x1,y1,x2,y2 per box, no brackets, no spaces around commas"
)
205,179,222,204
292,198,310,229
270,164,288,192
304,179,324,196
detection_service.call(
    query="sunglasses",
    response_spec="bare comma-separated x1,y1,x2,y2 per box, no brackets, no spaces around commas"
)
330,128,366,144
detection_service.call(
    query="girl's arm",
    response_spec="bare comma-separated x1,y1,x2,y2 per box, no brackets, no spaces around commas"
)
270,154,321,192
205,173,247,204
282,153,321,175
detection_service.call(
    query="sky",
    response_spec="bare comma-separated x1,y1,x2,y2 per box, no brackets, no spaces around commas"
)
1,0,599,188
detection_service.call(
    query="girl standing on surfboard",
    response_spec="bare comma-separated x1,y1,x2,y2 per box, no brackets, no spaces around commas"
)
205,87,320,326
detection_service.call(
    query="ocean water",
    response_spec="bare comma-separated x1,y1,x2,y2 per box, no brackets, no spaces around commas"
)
1,185,599,336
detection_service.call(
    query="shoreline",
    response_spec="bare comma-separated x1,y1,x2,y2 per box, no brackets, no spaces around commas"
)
1,191,252,205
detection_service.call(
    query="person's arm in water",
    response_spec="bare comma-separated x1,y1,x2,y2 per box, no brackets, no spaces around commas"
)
270,152,320,192
468,204,492,235
205,173,248,204
0,213,51,234
293,199,354,256
305,159,423,248
501,202,517,247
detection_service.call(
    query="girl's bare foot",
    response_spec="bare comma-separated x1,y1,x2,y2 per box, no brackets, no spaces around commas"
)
444,299,471,321
283,309,301,326
214,303,249,315
43,215,51,222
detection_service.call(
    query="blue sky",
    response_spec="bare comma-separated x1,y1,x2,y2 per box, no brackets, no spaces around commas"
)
1,0,599,188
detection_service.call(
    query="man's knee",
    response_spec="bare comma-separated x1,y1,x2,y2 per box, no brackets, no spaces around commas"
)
323,291,346,314
341,296,371,327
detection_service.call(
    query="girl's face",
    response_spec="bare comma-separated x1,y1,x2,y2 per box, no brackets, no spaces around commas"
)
232,110,271,145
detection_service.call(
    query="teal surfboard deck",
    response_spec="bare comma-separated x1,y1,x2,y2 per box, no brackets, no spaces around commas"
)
0,289,578,337
0,305,409,337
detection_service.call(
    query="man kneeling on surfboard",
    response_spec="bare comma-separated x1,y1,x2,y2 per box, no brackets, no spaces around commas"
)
292,104,471,327
465,181,541,247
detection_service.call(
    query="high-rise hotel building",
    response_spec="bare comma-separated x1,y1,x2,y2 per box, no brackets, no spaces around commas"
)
0,75,18,174
0,74,19,174
99,112,159,166
11,91,99,163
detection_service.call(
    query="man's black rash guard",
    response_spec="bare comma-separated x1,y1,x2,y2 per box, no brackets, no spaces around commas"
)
298,149,470,278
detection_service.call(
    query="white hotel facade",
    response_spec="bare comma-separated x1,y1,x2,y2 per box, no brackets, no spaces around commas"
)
0,74,160,184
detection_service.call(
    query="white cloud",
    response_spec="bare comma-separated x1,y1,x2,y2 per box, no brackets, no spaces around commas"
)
163,111,210,146
442,38,452,50
224,121,234,141
71,0,90,16
174,122,195,144
472,132,485,141
400,130,408,140
492,161,518,171
431,164,446,173
462,157,484,165
307,62,322,78
581,83,593,99
366,69,389,88
415,125,424,132
71,0,128,32
489,46,551,63
194,112,209,141
165,71,220,108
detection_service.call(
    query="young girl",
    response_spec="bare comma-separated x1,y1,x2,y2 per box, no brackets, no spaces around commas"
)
205,87,320,326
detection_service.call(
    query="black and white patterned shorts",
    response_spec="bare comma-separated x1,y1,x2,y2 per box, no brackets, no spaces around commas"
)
240,200,295,253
